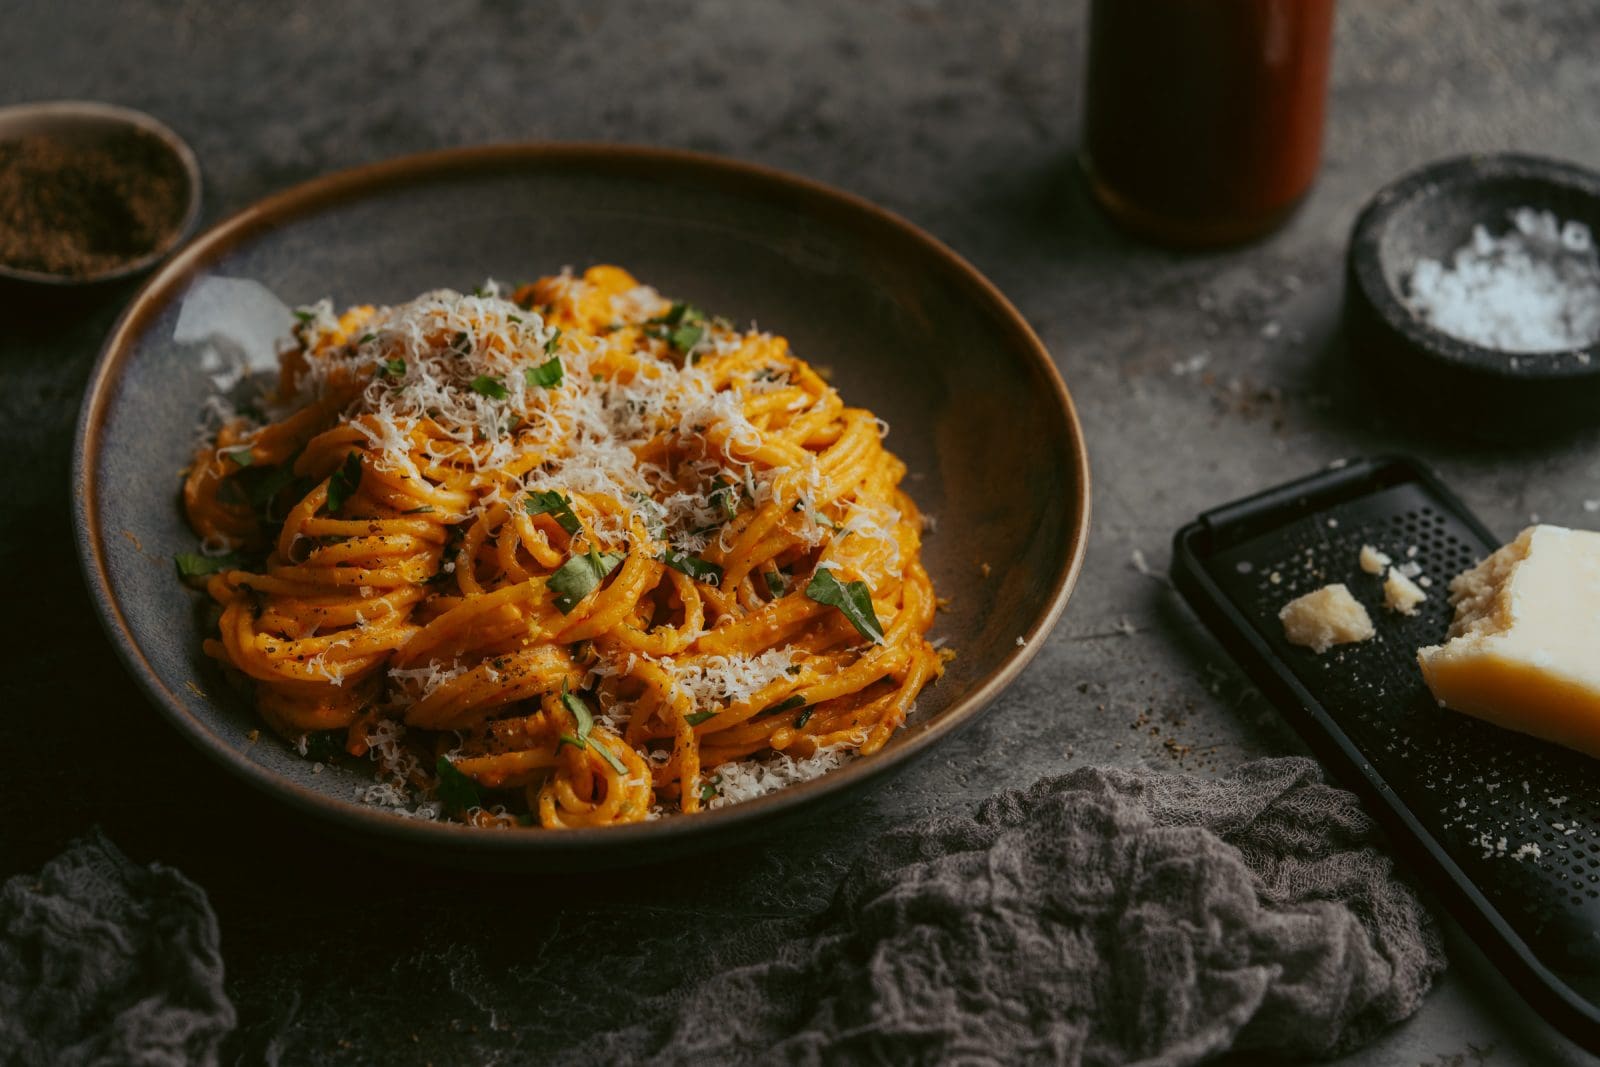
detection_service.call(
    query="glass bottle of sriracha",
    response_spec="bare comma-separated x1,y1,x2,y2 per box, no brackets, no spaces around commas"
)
1081,0,1337,247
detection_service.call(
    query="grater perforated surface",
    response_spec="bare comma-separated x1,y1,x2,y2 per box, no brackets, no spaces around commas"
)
1202,479,1600,974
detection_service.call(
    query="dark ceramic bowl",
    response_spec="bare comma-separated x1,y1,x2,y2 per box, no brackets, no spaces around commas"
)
0,100,202,286
1346,153,1600,441
73,144,1091,869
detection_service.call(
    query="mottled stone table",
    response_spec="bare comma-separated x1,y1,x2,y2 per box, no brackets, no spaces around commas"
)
4,1,1598,1061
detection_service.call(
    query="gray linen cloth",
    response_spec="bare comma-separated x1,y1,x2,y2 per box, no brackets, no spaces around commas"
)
0,829,235,1067
586,757,1445,1066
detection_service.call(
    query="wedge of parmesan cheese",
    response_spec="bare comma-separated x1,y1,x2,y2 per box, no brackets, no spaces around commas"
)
1419,525,1600,757
1279,583,1375,653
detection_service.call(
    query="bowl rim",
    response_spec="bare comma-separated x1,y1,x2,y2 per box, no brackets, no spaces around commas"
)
72,142,1092,860
0,99,204,286
1348,151,1600,378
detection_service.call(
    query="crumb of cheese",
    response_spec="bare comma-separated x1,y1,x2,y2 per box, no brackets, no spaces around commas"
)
1383,568,1427,615
1359,544,1392,575
1279,583,1375,653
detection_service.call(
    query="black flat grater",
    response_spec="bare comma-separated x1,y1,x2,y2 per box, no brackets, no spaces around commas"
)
1171,455,1600,1053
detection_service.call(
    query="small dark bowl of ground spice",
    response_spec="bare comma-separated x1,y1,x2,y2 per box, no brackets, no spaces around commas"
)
0,100,200,286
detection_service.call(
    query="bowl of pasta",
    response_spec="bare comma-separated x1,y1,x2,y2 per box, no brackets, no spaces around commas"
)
73,145,1090,867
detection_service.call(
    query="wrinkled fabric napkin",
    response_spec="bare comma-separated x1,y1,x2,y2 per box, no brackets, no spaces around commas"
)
583,757,1445,1066
0,829,235,1067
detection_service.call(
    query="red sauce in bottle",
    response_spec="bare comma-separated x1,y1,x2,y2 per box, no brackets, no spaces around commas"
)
1082,0,1336,247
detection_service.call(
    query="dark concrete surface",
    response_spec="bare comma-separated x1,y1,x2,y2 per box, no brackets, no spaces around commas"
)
3,1,1600,1063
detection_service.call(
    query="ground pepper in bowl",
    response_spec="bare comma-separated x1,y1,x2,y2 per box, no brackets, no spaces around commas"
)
0,130,190,279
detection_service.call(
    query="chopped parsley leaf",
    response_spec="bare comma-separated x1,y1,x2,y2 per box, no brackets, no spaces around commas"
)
547,547,625,613
524,489,582,535
525,356,564,389
292,309,315,322
698,775,721,805
544,326,563,354
173,551,240,578
660,549,723,585
794,706,815,729
380,358,406,378
771,694,806,714
435,755,482,813
469,375,507,399
685,710,717,727
324,451,363,514
805,569,885,644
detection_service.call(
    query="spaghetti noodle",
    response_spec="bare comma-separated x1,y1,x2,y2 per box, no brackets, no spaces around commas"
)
181,265,944,828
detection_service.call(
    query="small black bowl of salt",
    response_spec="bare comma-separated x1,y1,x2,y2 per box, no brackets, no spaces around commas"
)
1346,153,1600,441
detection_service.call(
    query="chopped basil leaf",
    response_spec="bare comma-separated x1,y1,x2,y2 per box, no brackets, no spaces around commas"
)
402,505,435,515
246,461,306,523
221,447,254,467
648,302,702,327
544,326,563,354
174,551,240,578
669,322,704,354
524,489,582,535
591,741,627,774
525,356,564,389
469,374,507,399
771,694,806,714
708,477,738,521
645,303,710,358
302,731,343,762
764,569,789,597
794,706,815,729
453,331,470,352
325,451,363,514
685,710,717,726
292,309,315,322
547,547,625,613
558,683,628,772
359,332,377,344
472,285,486,298
805,568,885,644
698,775,721,804
380,358,406,378
508,314,523,324
660,549,723,585
561,679,594,740
435,755,482,813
